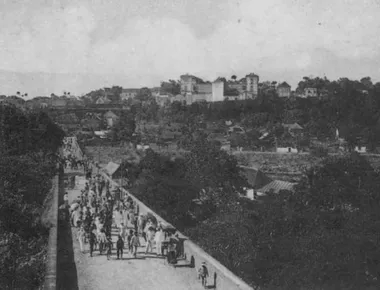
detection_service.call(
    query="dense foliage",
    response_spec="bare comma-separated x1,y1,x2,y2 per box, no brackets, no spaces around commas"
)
186,152,380,289
127,132,380,289
0,104,64,289
129,139,248,229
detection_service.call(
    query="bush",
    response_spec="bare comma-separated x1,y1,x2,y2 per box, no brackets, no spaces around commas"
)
311,146,329,157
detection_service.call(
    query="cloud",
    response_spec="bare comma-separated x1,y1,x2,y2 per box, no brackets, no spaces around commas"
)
0,0,380,96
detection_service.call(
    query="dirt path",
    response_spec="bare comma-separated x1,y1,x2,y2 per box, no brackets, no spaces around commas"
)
66,173,206,290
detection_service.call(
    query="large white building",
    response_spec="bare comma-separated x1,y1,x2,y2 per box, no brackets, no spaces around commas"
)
211,79,224,102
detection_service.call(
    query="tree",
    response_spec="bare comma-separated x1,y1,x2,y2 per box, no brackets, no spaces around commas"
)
360,77,373,89
160,80,181,95
135,87,153,102
231,75,237,81
0,103,63,289
110,112,136,142
184,138,248,207
248,154,380,289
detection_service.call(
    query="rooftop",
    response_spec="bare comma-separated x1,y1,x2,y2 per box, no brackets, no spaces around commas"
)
278,82,291,88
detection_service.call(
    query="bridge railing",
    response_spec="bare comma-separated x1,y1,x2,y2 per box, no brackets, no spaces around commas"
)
96,164,256,290
43,164,61,290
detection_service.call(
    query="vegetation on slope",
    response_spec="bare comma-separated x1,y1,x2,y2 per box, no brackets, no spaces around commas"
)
0,104,64,289
124,136,380,289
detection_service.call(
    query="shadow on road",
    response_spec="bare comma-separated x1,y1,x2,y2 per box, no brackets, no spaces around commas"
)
57,170,79,290
57,217,79,290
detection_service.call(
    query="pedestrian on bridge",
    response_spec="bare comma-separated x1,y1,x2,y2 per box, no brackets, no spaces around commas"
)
89,231,96,257
130,231,140,258
106,237,113,260
64,192,69,207
116,235,124,259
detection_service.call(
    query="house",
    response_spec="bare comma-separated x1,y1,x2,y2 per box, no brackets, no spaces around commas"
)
155,93,173,106
303,88,318,98
173,94,186,103
239,165,295,200
180,74,204,95
51,98,67,108
283,123,304,137
220,141,231,151
225,96,240,101
103,162,125,179
120,88,139,101
277,82,291,98
185,94,210,105
94,130,109,139
104,110,119,127
228,125,245,134
228,81,245,94
40,102,49,109
276,147,298,153
150,87,161,98
196,83,213,94
354,146,367,153
96,96,111,105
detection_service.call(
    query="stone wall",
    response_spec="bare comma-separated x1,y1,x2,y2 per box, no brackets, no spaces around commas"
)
100,170,255,290
43,166,61,290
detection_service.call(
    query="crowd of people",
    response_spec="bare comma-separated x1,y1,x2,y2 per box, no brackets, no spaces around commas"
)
67,173,185,265
60,140,211,288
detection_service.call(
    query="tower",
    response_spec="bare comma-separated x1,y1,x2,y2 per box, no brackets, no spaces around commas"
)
245,73,259,99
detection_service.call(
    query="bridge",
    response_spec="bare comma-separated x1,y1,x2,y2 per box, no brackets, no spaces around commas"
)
44,138,254,290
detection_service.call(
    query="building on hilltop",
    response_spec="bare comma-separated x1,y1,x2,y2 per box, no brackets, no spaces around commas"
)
303,87,318,98
245,73,259,99
277,82,291,98
179,72,259,102
196,83,213,94
211,78,224,102
155,93,173,106
51,98,67,109
120,88,139,101
180,74,205,95
96,96,112,105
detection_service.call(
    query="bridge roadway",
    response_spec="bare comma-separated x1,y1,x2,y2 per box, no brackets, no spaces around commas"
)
65,173,206,290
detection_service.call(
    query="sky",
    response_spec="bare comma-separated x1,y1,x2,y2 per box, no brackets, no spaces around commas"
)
0,0,380,97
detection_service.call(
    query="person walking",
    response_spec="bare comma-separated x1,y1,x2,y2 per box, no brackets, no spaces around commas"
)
106,237,113,260
198,262,209,288
130,231,140,258
133,215,138,234
127,230,134,253
64,192,69,207
98,229,107,255
77,226,85,253
154,227,165,256
119,222,127,241
145,227,156,254
116,235,124,260
89,231,96,257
